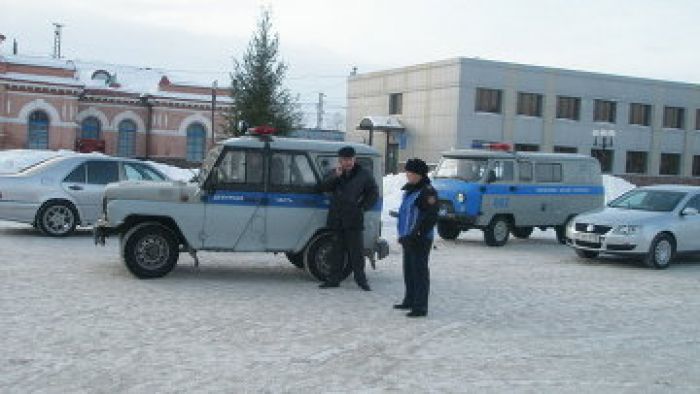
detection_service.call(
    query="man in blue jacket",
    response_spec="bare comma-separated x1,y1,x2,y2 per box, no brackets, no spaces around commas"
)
395,158,438,317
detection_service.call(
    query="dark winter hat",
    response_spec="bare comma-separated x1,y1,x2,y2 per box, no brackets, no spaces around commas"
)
405,158,429,176
338,146,356,158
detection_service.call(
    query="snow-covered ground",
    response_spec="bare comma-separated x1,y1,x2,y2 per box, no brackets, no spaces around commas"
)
1,220,700,392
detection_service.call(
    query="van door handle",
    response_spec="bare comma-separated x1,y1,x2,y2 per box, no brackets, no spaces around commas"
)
68,185,83,191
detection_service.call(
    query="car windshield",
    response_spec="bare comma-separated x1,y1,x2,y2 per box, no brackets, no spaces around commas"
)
608,190,686,212
434,158,488,182
197,145,223,186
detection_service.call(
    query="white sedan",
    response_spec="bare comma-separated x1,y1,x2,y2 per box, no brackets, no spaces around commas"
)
0,154,169,236
566,185,700,269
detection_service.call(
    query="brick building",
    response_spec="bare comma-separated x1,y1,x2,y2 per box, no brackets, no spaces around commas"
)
0,53,230,163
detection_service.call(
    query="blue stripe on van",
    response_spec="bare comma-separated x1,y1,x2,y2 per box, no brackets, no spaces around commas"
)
206,191,383,211
482,185,604,195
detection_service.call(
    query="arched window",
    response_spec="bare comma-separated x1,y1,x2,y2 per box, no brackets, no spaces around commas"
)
27,110,50,149
80,116,101,139
186,123,207,162
117,119,137,157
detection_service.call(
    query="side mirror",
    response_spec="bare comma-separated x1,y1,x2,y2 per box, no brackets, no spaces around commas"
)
389,209,399,218
486,170,497,183
681,207,699,216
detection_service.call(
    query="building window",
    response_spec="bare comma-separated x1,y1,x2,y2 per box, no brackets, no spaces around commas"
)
693,156,700,177
186,123,207,162
659,153,681,175
594,99,616,123
625,151,647,174
389,93,403,115
556,96,580,120
554,146,578,153
514,144,539,152
27,110,49,149
475,88,502,114
663,106,685,129
117,119,137,157
629,103,652,126
696,109,700,130
517,92,543,117
80,117,101,139
591,149,614,173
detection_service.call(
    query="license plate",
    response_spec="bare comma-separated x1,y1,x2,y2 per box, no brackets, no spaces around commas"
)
576,233,600,243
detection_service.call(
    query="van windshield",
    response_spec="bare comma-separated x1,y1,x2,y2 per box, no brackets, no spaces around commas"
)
434,158,488,182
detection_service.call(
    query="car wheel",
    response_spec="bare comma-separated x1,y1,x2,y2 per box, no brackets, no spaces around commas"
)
575,249,599,259
122,223,179,278
644,233,675,270
37,201,78,237
285,252,304,269
555,217,573,245
304,232,352,282
437,222,460,240
484,216,510,246
511,226,534,239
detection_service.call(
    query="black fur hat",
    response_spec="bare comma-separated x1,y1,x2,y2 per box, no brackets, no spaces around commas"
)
405,158,429,176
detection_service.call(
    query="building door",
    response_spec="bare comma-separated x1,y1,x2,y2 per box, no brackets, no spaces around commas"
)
27,110,49,149
386,143,399,174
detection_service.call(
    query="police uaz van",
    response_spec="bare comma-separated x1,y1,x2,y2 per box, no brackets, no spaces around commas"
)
432,142,604,246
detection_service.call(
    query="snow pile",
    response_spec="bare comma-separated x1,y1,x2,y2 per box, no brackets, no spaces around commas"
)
603,174,635,202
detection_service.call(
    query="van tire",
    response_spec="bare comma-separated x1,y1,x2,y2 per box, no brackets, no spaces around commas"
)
304,232,353,282
484,216,510,246
437,222,460,240
511,226,534,239
122,223,179,279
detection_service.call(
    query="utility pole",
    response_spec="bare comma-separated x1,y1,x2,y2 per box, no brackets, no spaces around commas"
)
316,92,325,129
52,22,64,59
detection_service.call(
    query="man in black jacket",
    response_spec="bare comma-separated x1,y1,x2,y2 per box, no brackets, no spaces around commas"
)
316,146,378,291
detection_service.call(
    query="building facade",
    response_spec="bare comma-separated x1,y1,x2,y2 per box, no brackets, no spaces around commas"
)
0,54,230,163
347,58,700,179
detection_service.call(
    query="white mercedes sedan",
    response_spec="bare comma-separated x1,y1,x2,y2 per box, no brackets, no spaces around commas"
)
0,154,168,236
566,185,700,269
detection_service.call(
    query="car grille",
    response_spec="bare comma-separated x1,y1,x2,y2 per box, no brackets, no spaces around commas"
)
575,240,602,249
575,223,612,234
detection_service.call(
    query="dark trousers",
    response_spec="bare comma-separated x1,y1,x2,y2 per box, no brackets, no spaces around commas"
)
329,229,367,285
402,238,432,312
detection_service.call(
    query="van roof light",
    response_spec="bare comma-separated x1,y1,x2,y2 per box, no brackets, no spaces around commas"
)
471,140,512,151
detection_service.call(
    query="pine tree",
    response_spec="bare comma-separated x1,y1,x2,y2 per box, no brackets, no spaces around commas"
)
226,9,302,136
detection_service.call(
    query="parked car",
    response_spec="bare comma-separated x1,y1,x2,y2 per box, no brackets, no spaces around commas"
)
94,134,390,282
566,185,700,269
433,144,603,246
0,154,169,236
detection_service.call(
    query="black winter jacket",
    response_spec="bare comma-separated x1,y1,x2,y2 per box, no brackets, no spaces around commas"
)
317,164,379,230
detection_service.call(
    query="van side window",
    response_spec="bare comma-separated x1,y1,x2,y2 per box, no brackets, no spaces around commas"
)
216,150,264,186
535,163,563,183
518,162,533,182
492,160,514,182
270,152,317,189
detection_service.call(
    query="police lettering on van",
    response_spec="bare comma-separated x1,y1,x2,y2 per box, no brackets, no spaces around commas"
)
432,142,604,246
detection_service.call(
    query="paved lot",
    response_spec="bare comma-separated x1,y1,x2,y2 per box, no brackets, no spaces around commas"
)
1,220,700,393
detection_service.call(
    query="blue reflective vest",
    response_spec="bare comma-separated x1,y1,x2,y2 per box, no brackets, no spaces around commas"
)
397,189,435,240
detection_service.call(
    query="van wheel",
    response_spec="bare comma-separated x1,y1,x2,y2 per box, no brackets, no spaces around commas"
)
511,226,534,239
575,249,599,259
437,222,460,240
122,223,179,279
644,233,675,270
285,252,304,269
484,216,510,246
304,232,352,282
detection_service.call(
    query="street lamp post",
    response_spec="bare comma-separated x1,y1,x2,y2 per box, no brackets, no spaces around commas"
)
211,80,217,149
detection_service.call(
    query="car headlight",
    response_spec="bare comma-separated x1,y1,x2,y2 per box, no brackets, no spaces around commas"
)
456,193,465,203
612,225,641,236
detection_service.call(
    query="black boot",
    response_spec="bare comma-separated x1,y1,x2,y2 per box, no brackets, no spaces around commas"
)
318,282,339,289
393,303,411,310
357,282,371,291
406,310,427,318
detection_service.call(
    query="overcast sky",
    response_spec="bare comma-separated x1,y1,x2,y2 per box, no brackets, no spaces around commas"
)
3,0,699,127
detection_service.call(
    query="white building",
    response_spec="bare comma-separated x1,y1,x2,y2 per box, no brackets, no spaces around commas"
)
347,58,700,180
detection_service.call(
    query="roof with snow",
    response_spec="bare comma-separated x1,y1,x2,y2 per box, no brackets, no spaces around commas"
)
0,54,231,103
356,116,404,131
